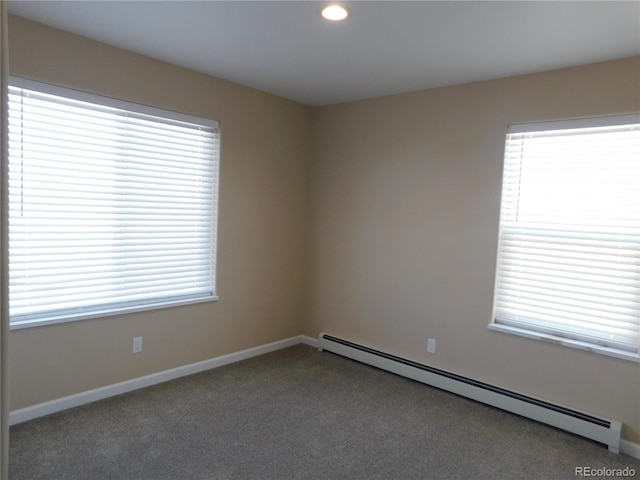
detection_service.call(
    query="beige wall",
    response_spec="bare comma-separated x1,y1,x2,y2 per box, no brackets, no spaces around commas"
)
7,14,640,445
7,16,312,409
308,56,640,443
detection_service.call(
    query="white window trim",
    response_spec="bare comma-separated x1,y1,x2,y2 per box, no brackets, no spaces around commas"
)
10,296,218,331
11,77,219,130
8,77,220,329
489,113,640,362
488,323,640,363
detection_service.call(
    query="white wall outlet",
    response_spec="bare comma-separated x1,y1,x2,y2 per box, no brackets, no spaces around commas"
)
427,338,436,354
133,336,143,354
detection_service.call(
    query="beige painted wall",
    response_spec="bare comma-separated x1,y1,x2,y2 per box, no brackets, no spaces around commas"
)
7,16,311,409
308,56,640,443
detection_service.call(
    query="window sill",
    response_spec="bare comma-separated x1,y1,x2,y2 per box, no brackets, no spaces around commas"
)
487,323,640,363
9,295,219,331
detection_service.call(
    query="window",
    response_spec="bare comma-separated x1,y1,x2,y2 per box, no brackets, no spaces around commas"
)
8,77,220,328
490,114,640,361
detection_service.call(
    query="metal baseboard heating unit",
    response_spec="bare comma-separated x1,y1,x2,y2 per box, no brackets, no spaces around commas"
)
318,333,622,453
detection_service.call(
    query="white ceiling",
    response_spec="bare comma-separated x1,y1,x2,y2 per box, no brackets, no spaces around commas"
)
7,1,640,106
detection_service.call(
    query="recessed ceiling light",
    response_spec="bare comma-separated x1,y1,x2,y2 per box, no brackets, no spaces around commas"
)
322,4,349,21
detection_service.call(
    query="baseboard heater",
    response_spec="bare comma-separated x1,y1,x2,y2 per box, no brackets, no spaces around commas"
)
318,333,622,453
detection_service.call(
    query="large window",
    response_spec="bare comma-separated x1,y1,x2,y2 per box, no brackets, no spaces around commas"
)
8,78,220,328
490,115,640,361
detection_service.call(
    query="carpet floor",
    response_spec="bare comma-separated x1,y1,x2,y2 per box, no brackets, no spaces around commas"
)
9,344,640,479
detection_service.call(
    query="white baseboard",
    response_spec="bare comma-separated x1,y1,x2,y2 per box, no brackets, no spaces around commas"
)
10,335,310,425
621,439,640,460
300,334,319,348
9,333,639,461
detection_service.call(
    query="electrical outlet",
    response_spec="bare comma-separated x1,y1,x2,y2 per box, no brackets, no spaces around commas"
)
133,336,143,354
427,338,436,354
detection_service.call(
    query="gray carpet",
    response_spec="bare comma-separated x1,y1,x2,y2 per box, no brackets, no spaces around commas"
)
9,344,640,479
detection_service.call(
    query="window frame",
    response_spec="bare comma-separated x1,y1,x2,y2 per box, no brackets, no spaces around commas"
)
8,76,220,330
489,113,640,363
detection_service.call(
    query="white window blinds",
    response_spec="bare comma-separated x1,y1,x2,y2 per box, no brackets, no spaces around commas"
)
8,78,220,327
493,115,640,355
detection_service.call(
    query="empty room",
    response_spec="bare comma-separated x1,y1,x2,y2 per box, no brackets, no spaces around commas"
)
0,1,639,479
